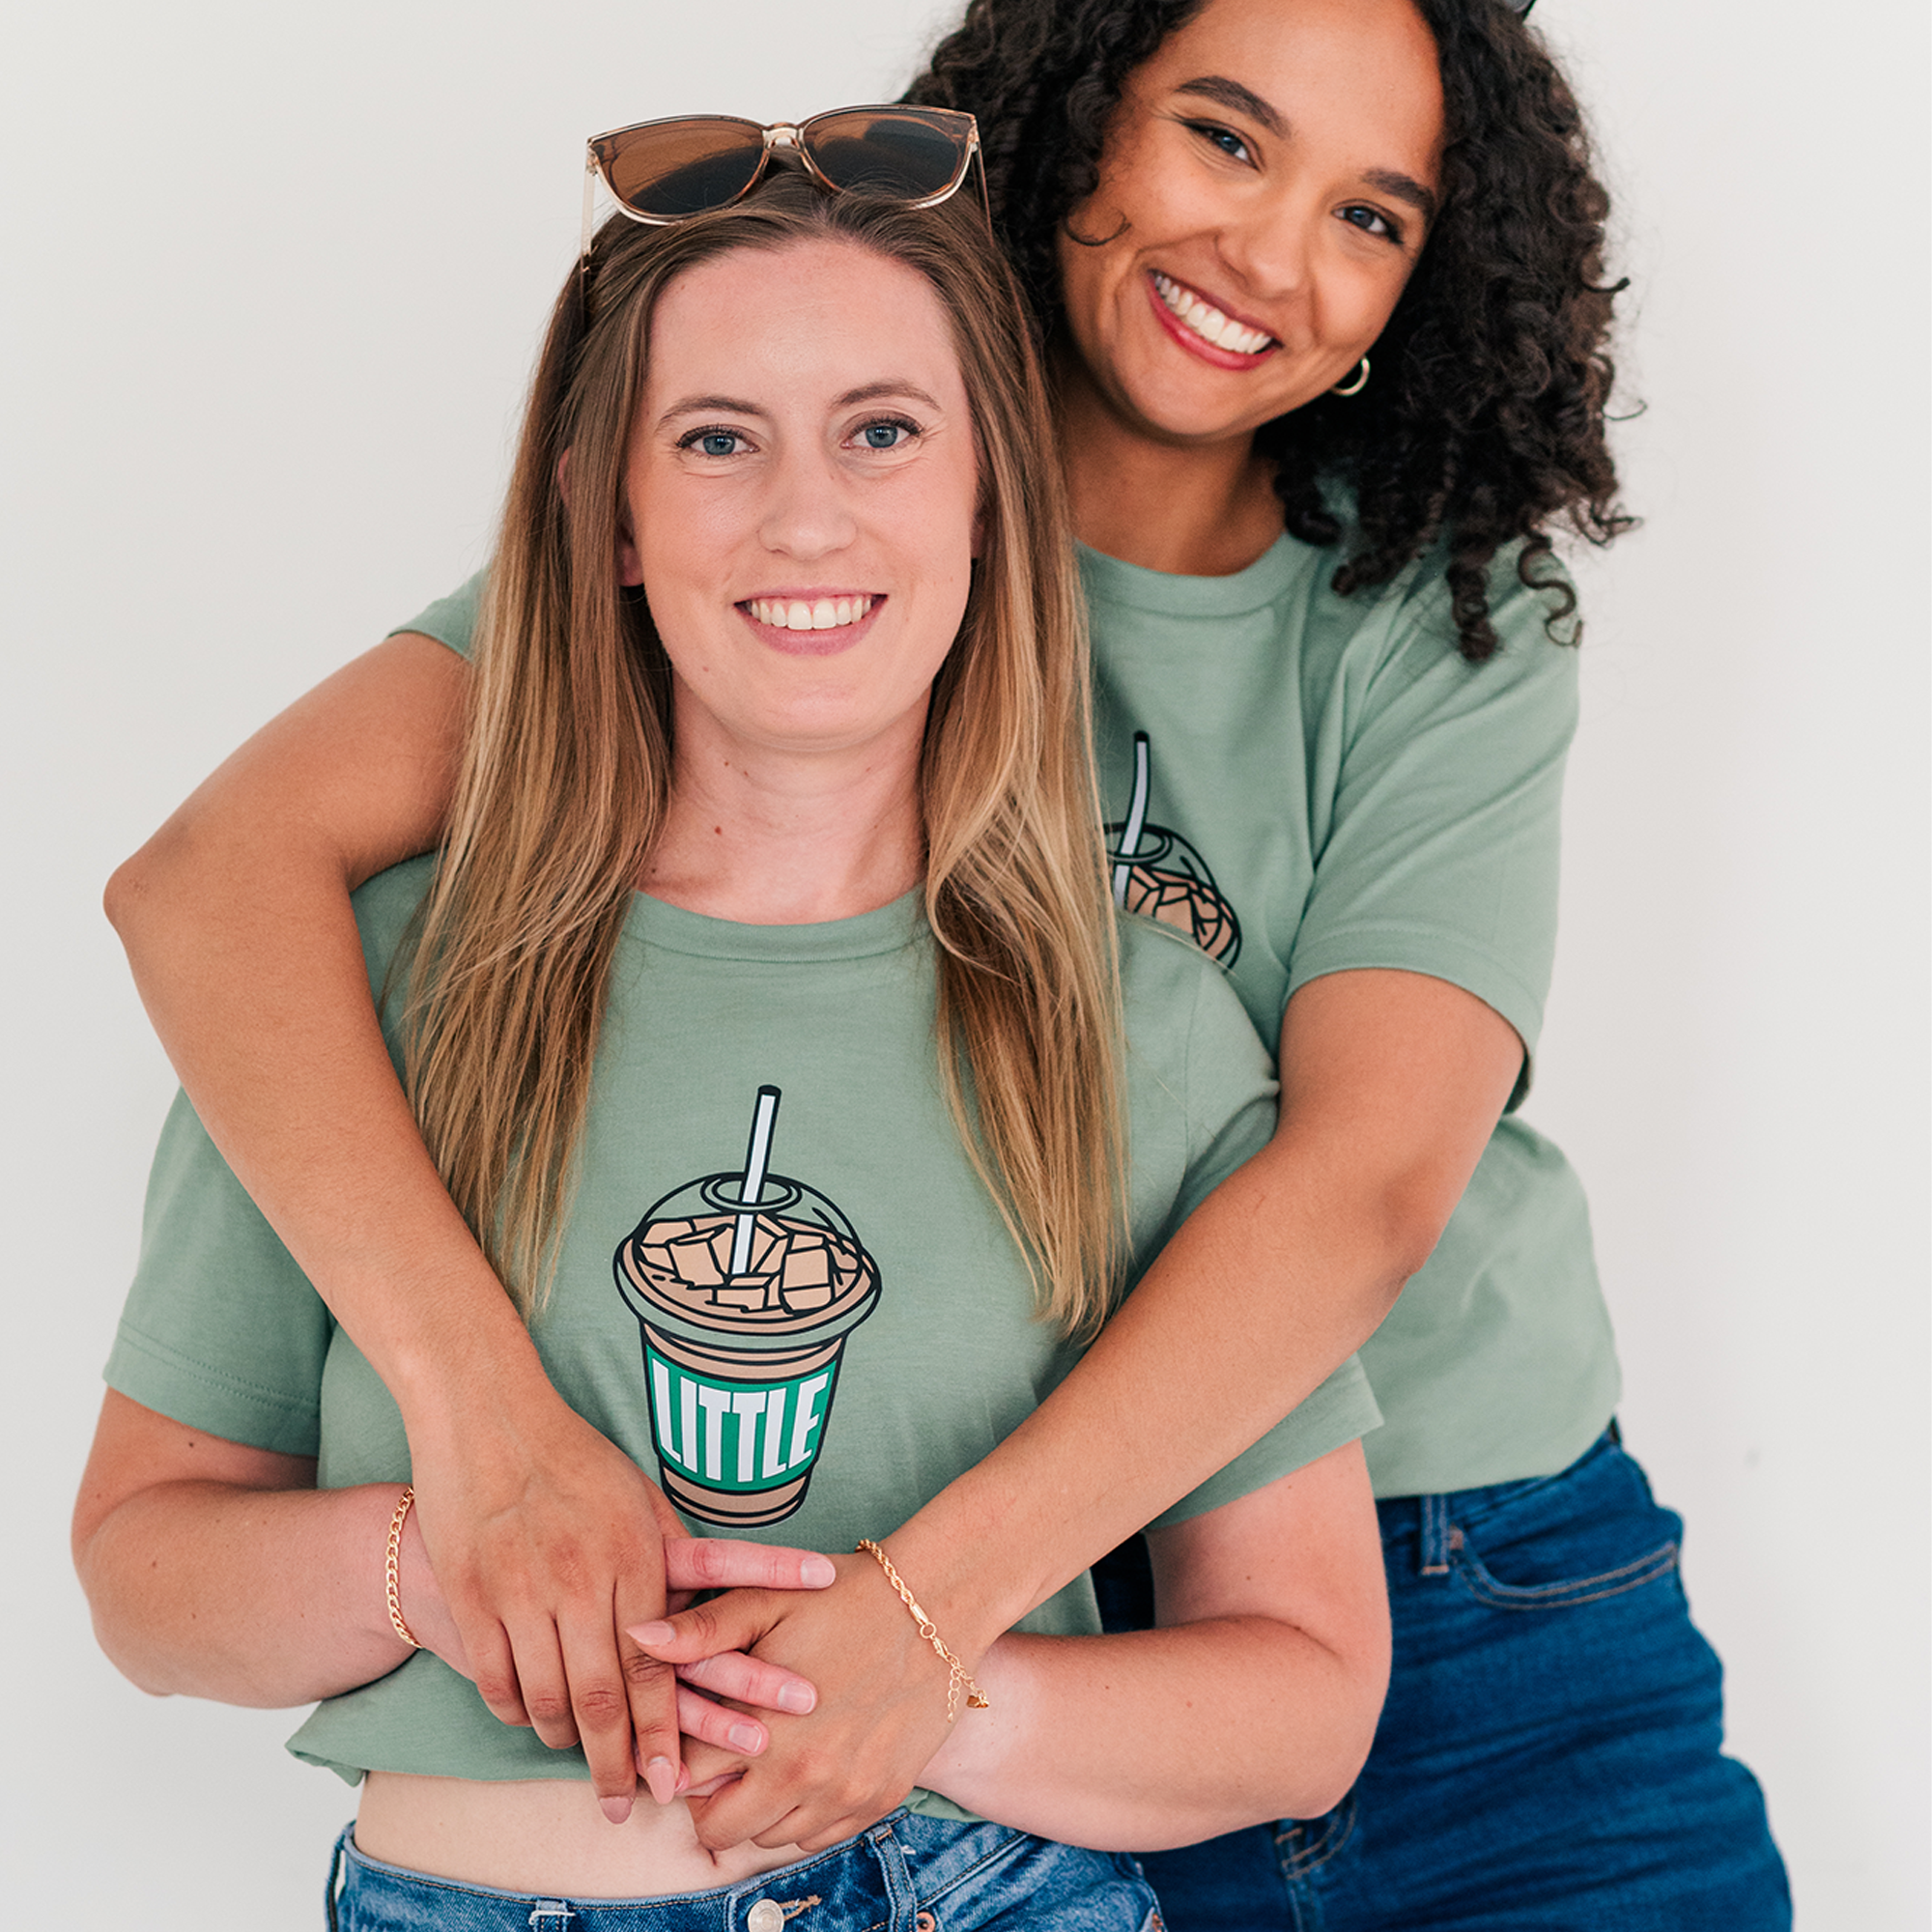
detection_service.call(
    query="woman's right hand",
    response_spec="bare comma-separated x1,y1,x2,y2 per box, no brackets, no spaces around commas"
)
400,1386,833,1823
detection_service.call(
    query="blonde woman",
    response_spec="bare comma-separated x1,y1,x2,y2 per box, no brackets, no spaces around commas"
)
76,141,1387,1925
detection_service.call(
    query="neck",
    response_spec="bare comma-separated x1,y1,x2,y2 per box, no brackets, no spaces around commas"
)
1054,344,1285,578
642,697,925,926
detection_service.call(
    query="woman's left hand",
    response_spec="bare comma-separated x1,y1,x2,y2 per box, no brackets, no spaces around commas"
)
398,1510,826,1765
629,1552,968,1851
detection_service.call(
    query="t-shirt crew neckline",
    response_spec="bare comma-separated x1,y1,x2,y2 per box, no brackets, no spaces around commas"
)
1077,532,1316,621
626,887,925,963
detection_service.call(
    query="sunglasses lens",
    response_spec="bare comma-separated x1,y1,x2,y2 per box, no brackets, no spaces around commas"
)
803,108,970,200
600,119,767,219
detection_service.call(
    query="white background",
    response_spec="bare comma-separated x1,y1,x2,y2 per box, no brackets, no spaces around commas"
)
2,1,1924,1924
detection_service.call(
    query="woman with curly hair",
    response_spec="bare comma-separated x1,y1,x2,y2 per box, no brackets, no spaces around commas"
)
99,0,1788,1924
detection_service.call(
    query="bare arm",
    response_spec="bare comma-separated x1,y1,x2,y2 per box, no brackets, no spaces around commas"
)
904,1439,1386,1845
73,1389,822,1754
894,969,1521,1632
103,636,733,1814
74,1390,421,1706
634,969,1518,1852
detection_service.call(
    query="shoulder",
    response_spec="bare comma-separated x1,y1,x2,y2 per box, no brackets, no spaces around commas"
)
388,569,486,661
1280,539,1581,778
1299,531,1581,704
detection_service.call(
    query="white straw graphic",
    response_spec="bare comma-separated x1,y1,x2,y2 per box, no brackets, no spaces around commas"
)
1112,732,1151,905
729,1086,782,1277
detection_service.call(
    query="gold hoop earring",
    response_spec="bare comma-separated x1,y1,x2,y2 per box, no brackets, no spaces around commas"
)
1331,355,1370,397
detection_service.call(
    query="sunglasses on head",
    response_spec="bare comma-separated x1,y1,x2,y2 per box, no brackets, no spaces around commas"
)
581,104,986,260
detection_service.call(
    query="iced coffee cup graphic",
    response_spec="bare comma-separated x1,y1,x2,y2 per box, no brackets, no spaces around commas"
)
1106,731,1242,965
613,1086,881,1526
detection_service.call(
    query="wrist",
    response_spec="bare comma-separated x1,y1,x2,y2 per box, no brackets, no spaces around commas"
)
872,1497,1042,1667
384,1486,426,1651
384,1282,556,1439
855,1539,990,1723
391,1492,455,1661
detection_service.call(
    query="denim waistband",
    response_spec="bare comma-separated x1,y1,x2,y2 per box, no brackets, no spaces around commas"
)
1375,1423,1623,1567
327,1813,921,1932
326,1809,1135,1932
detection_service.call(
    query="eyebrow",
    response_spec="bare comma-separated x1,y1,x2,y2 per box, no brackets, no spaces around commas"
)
1362,167,1437,223
658,393,763,426
658,382,945,427
1174,75,1438,225
1176,75,1285,136
836,380,944,411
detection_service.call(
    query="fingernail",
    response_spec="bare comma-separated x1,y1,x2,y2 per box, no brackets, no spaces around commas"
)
600,1795,633,1825
629,1621,675,1647
777,1681,816,1715
800,1555,836,1586
727,1720,765,1753
643,1756,679,1805
675,1762,692,1792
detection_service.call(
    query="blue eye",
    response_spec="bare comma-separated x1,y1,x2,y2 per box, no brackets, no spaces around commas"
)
859,419,915,450
1185,120,1254,166
698,431,741,456
1341,205,1401,243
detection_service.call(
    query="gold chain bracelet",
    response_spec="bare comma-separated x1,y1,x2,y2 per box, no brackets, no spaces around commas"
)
855,1538,988,1723
385,1484,423,1650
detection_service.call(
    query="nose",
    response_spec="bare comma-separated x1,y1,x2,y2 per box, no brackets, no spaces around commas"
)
759,441,858,560
1215,195,1314,304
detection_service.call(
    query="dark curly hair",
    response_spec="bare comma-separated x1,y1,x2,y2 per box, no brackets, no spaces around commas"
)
905,0,1633,660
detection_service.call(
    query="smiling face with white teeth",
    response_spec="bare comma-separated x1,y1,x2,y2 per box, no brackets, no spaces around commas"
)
618,235,979,774
1056,0,1443,454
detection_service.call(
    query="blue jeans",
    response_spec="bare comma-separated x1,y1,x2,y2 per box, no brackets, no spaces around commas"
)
327,1809,1161,1931
1103,1431,1790,1930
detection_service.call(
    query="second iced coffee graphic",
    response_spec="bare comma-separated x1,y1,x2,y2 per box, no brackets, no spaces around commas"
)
612,1086,882,1526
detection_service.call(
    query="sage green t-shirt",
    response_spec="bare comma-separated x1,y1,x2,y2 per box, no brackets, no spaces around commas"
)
393,547,1620,1497
1082,539,1619,1495
106,866,1378,1800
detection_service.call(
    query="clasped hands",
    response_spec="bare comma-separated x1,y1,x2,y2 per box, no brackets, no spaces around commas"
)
401,1402,978,1841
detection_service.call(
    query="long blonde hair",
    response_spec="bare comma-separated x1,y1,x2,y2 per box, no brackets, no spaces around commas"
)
405,173,1125,1336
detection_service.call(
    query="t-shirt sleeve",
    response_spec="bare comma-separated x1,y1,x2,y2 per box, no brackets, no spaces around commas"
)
103,1089,334,1456
389,569,486,661
1289,552,1577,1101
1129,939,1381,1528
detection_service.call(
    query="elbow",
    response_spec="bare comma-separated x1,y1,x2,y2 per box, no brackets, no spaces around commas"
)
74,1554,174,1701
1270,1649,1390,1824
1265,1588,1394,1822
101,843,154,945
1286,1678,1383,1820
102,818,199,956
1372,1177,1467,1308
95,1628,178,1702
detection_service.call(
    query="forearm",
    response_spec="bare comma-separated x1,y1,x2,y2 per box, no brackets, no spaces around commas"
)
118,847,539,1404
78,1480,416,1707
889,970,1519,1651
884,1131,1408,1644
922,1617,1374,1849
103,635,539,1413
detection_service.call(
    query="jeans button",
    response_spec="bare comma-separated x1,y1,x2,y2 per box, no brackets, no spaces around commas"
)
747,1901,784,1932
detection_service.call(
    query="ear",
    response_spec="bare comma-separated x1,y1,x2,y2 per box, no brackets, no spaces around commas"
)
614,495,645,586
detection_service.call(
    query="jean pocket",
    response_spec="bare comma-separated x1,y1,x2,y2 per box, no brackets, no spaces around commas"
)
1448,1520,1679,1609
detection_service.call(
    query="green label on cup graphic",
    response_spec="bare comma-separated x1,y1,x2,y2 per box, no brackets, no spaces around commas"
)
612,1085,881,1526
644,1345,839,1492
